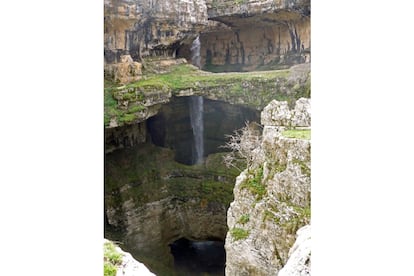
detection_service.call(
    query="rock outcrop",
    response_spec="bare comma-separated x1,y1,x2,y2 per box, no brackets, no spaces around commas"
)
104,239,155,276
104,55,142,84
225,98,311,275
105,61,310,129
261,97,310,127
278,224,311,276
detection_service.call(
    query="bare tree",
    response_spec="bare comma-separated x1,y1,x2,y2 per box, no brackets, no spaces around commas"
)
221,121,264,171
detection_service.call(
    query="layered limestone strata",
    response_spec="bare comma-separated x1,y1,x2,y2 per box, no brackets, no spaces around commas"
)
225,98,311,275
105,143,239,274
199,17,310,72
205,0,310,18
104,0,208,63
200,0,310,71
104,0,310,71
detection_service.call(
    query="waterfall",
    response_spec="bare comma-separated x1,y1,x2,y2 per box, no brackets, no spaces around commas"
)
189,96,204,164
191,35,201,69
189,36,204,165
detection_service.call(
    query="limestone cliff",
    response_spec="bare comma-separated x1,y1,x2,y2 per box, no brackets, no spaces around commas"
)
105,143,239,274
104,0,208,63
104,0,310,72
201,0,310,71
225,98,311,275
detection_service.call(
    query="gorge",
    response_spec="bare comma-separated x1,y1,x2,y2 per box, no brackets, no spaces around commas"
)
104,0,311,275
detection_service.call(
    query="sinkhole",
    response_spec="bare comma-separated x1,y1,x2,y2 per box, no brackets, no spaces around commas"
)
147,96,260,165
169,238,225,276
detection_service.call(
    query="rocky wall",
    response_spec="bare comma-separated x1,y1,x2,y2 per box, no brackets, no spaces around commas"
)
225,98,311,275
200,16,310,71
104,0,208,63
104,143,239,274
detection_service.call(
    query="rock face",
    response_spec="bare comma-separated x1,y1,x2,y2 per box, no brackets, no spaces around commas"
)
261,97,310,127
104,0,208,63
105,121,147,154
104,0,310,71
104,55,142,84
104,239,155,276
225,98,311,275
104,143,240,274
278,224,311,276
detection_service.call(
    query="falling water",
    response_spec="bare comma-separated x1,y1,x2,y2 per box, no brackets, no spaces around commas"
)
189,96,204,164
191,35,201,69
189,36,204,165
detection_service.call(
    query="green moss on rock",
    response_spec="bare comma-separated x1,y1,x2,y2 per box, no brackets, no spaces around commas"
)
230,227,250,241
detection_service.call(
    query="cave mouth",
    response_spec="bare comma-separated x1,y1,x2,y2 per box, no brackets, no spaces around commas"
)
169,238,225,276
147,96,260,165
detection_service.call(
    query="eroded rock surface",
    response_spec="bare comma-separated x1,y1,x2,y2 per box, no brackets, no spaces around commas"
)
105,144,239,274
105,55,142,84
278,224,311,276
225,98,311,275
261,97,310,127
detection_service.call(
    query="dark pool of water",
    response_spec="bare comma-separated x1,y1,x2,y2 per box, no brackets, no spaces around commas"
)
169,238,225,276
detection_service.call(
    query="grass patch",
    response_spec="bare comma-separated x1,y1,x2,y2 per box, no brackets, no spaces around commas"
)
104,63,308,126
104,82,123,126
238,214,250,225
125,63,290,93
263,210,281,224
104,241,123,276
119,113,137,123
230,227,250,241
127,104,146,113
282,204,311,234
281,129,311,140
240,166,266,201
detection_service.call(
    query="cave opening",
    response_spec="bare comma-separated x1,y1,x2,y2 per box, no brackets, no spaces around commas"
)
169,238,225,276
147,96,260,165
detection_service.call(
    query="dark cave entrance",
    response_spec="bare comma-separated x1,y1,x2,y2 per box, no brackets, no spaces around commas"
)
169,238,225,276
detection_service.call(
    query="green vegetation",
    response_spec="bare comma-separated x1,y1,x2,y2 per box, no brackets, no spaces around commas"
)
240,166,266,201
238,214,250,225
125,64,289,93
230,227,250,241
104,80,148,127
104,62,309,127
293,158,311,177
281,129,311,140
105,144,238,209
263,209,281,224
282,204,311,234
104,241,122,276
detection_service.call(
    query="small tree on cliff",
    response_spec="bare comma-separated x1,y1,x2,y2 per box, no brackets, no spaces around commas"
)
222,121,264,171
